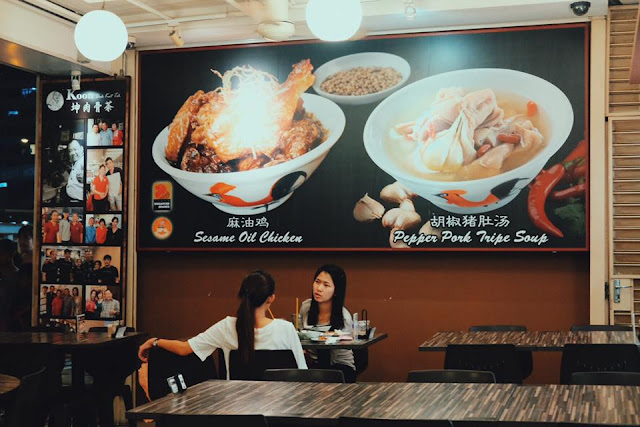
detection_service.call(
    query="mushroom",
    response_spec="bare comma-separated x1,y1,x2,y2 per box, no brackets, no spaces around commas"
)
353,193,385,222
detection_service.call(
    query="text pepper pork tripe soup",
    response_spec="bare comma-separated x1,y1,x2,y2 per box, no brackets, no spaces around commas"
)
390,87,547,182
164,59,327,173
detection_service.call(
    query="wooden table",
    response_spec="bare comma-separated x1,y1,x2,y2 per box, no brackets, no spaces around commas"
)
0,374,20,403
127,380,515,425
419,331,637,351
300,333,388,350
128,380,640,426
500,384,640,426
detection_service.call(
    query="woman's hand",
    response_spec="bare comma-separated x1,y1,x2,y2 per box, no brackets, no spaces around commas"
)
138,337,157,362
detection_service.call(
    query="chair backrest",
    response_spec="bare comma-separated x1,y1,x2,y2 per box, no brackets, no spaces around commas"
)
229,350,297,380
570,324,633,332
147,347,218,400
159,414,267,427
407,369,496,384
339,418,453,427
570,371,640,386
7,367,47,427
263,369,345,383
560,344,640,384
444,344,522,384
469,325,527,332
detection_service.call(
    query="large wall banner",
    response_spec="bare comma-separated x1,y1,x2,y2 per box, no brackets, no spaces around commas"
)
138,24,588,251
38,77,129,325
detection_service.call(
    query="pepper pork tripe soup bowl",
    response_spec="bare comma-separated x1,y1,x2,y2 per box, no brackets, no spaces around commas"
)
363,68,574,214
153,93,346,215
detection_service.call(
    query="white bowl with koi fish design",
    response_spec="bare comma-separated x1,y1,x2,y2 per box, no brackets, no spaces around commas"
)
153,93,346,215
364,68,574,214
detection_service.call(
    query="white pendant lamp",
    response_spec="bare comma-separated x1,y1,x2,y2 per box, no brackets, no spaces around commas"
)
74,10,128,62
306,0,362,42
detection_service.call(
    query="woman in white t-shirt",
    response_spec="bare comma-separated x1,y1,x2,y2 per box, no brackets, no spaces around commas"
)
299,264,356,382
138,270,307,379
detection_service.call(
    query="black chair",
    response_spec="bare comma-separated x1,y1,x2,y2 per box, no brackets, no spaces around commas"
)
560,344,640,384
340,418,453,427
147,347,218,400
228,350,297,380
571,324,633,332
263,368,345,383
158,414,268,427
570,371,640,386
407,369,496,384
444,344,523,384
6,367,47,427
469,325,533,380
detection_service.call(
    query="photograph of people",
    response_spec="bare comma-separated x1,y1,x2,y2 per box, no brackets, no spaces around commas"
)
87,123,100,147
105,156,123,211
106,217,123,245
99,121,113,146
300,264,356,383
58,210,71,244
111,123,124,146
61,287,75,318
41,249,60,283
85,286,120,319
97,254,119,285
42,210,60,244
66,139,84,203
90,165,109,213
45,285,56,317
137,270,307,380
96,219,108,245
70,213,84,244
85,216,96,244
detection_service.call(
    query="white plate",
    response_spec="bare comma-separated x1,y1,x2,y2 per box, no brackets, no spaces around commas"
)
313,52,411,106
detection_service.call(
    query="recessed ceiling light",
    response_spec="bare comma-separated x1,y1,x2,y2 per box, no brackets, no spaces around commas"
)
21,138,29,143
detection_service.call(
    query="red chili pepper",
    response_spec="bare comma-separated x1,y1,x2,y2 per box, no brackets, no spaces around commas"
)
563,139,588,163
528,164,566,238
476,143,492,158
497,133,521,144
551,183,586,201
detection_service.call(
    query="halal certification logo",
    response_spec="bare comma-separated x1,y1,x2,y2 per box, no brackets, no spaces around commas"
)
46,91,64,111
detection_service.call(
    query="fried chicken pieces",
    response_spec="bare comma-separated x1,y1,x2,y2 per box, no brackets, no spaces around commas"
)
165,60,325,173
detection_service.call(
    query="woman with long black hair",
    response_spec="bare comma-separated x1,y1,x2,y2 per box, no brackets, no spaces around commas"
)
299,264,356,382
138,270,306,379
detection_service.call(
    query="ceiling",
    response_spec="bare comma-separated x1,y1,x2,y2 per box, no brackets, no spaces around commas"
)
25,0,611,50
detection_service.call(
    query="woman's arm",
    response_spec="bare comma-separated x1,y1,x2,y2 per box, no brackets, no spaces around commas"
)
138,337,193,362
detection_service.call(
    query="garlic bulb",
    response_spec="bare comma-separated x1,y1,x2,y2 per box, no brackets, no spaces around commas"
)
399,199,415,212
419,221,442,238
380,182,416,204
389,227,409,248
353,193,385,222
382,208,421,230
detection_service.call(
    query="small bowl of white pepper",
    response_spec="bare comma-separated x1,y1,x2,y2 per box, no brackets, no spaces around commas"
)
313,52,411,106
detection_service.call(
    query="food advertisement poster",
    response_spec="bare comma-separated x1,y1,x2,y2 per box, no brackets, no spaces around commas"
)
38,78,128,322
138,25,588,251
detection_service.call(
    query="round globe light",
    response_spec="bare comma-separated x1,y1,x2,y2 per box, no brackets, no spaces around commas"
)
74,10,128,62
306,0,362,42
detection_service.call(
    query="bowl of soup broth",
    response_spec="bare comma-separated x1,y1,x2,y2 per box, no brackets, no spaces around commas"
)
363,68,574,213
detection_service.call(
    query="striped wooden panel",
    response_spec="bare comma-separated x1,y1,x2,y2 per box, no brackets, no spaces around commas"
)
0,374,20,398
609,6,640,115
127,380,516,423
500,384,640,425
418,331,637,351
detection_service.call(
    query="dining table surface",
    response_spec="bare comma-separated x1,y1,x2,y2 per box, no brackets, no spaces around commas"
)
299,332,388,350
0,374,20,402
0,331,147,350
127,379,640,426
418,330,638,351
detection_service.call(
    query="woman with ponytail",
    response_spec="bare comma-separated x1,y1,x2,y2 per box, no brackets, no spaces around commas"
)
138,270,306,379
299,264,356,383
